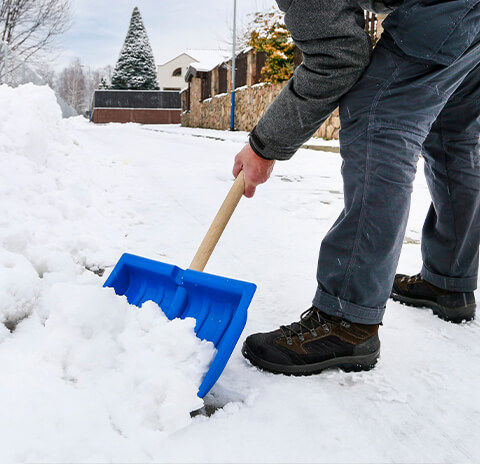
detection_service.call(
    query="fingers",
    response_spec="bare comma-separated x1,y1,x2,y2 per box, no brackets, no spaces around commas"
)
232,143,275,198
232,155,243,178
243,182,256,198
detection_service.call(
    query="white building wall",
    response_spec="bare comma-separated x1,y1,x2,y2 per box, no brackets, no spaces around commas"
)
157,54,198,91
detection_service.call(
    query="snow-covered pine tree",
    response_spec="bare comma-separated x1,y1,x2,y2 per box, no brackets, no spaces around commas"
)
111,7,159,90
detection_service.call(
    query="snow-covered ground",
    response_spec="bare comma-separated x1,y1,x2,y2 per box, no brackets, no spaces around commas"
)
1,84,479,463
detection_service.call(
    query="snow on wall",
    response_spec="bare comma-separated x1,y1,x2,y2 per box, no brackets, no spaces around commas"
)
0,84,214,462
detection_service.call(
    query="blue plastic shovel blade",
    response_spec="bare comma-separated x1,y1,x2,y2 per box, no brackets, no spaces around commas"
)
104,253,256,398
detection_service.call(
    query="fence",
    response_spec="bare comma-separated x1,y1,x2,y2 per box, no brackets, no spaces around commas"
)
0,41,77,118
91,89,181,124
365,11,379,44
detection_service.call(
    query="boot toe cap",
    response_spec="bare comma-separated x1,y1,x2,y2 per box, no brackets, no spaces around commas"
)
392,274,408,294
243,332,294,366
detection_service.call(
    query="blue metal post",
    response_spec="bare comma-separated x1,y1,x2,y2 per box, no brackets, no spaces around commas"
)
230,0,237,131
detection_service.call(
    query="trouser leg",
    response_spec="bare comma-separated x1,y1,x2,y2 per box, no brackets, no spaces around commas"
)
312,34,480,324
420,63,480,292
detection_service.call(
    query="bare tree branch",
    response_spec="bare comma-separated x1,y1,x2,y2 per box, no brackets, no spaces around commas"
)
57,58,87,113
0,0,72,62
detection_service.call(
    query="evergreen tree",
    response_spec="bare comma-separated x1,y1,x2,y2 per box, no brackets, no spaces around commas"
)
111,7,159,90
247,9,295,84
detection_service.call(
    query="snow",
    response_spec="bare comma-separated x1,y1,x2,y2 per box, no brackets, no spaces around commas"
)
273,50,288,60
249,9,289,40
186,49,230,73
303,136,340,147
1,83,480,463
186,47,254,73
234,84,249,92
141,124,339,150
0,84,214,462
214,92,228,99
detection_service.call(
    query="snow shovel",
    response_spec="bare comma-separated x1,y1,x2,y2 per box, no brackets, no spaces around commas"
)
104,171,256,398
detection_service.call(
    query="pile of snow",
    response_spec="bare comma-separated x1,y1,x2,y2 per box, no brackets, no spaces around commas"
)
0,84,214,462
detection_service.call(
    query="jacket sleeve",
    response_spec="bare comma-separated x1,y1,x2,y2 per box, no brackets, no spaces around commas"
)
249,0,372,161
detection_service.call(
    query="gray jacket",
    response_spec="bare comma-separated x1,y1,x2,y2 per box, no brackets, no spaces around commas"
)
250,0,400,160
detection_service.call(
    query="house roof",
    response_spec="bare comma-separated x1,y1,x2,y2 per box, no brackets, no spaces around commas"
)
157,52,199,68
184,47,253,82
184,49,230,72
158,49,230,71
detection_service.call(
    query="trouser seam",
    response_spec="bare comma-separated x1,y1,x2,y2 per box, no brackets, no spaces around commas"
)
440,113,460,275
340,60,402,300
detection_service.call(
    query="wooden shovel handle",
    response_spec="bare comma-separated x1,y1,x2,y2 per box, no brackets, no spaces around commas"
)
189,171,245,272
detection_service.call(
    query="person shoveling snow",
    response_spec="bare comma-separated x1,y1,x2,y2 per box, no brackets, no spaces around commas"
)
233,0,480,375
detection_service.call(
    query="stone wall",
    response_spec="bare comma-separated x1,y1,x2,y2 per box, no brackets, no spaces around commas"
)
182,80,286,132
315,109,340,140
182,80,340,140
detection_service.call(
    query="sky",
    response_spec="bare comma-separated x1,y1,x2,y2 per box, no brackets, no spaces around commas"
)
56,0,277,71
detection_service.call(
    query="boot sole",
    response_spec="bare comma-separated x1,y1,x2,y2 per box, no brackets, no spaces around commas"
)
390,292,476,323
242,343,380,376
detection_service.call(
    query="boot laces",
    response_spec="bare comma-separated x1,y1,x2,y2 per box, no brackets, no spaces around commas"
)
280,307,331,346
400,273,422,284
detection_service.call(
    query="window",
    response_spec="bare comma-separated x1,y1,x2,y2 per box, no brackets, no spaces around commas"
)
235,53,247,88
255,52,267,84
185,83,191,112
201,72,212,100
218,64,228,93
172,67,182,77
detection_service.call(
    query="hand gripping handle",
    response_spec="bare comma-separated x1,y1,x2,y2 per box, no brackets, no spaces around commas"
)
189,171,245,272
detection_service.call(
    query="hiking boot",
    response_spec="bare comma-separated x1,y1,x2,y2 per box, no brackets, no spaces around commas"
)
242,307,380,375
391,273,476,323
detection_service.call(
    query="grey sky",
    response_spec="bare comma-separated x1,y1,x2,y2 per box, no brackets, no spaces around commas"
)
56,0,277,70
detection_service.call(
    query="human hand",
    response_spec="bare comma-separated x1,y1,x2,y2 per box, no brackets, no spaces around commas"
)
233,143,275,198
